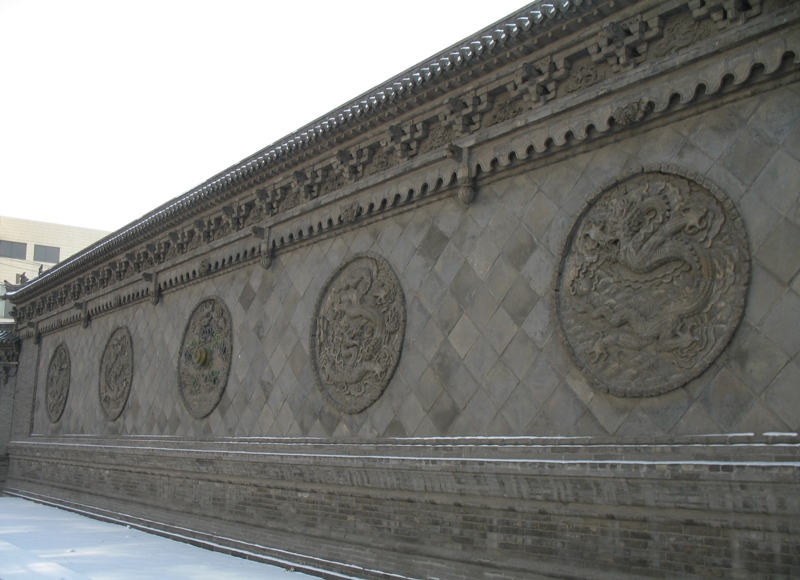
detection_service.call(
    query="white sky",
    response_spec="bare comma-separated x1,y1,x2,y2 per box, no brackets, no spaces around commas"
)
0,0,528,232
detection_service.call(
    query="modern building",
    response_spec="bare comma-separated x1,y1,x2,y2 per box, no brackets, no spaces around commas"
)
0,216,110,321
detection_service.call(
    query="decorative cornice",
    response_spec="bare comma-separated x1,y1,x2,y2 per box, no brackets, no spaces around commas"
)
7,0,597,303
6,0,795,331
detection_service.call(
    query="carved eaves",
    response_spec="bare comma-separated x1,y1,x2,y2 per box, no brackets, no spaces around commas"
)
7,0,792,332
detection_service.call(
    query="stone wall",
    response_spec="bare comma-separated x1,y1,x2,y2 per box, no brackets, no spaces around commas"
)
7,435,800,579
3,0,800,577
24,85,800,441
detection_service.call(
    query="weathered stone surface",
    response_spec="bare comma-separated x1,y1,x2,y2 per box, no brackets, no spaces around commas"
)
556,168,749,397
178,297,232,419
310,253,405,414
98,326,133,421
45,344,70,424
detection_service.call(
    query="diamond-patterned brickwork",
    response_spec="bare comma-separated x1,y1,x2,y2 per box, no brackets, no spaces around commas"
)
31,84,800,439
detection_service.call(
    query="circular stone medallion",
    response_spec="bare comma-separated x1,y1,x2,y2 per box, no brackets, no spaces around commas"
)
178,297,232,418
99,326,134,421
311,253,406,413
555,167,749,397
46,344,70,423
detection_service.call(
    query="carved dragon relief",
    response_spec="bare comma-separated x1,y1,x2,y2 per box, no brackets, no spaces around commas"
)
10,1,772,327
99,326,134,421
555,167,749,397
178,297,232,419
311,253,406,414
45,343,71,423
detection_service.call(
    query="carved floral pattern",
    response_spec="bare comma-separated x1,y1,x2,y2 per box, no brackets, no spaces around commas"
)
99,326,133,421
555,168,748,397
46,344,70,423
311,254,406,413
563,63,606,94
418,126,453,155
653,17,711,57
178,297,232,419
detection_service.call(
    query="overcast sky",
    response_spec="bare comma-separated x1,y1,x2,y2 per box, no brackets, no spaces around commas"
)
0,0,527,232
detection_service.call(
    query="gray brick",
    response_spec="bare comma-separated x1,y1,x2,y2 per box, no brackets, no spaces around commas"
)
764,360,800,431
501,331,539,381
502,224,537,271
464,335,500,383
687,105,746,160
483,308,518,354
450,213,483,258
747,86,800,144
525,356,561,406
433,242,465,286
464,389,498,432
501,277,539,326
397,391,426,435
614,407,664,437
756,219,800,284
698,368,755,429
463,284,499,330
484,360,519,408
761,289,800,356
719,127,777,186
745,263,787,325
521,246,555,298
451,262,480,308
485,255,518,302
486,204,518,250
428,390,459,435
733,401,790,434
416,317,446,362
639,387,693,433
432,290,463,336
522,192,558,240
418,270,447,313
466,232,501,279
416,368,445,412
542,384,586,433
417,224,449,266
448,313,480,359
500,385,537,433
727,328,790,395
522,298,552,349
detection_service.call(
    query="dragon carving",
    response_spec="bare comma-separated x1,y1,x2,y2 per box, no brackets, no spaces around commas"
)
557,169,748,396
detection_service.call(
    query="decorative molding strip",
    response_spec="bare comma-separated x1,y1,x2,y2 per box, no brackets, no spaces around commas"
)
6,0,796,330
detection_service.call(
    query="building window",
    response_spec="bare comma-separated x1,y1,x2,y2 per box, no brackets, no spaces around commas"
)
0,284,11,318
33,244,60,263
0,240,27,260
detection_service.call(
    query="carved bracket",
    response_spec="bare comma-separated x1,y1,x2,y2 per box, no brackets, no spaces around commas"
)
589,15,663,72
74,301,90,329
689,0,763,30
251,226,273,270
142,272,160,305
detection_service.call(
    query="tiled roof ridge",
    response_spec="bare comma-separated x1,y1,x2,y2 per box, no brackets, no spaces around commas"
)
7,0,586,301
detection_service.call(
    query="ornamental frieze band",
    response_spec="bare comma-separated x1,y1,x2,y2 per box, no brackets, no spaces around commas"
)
555,167,749,397
311,253,406,414
6,0,771,327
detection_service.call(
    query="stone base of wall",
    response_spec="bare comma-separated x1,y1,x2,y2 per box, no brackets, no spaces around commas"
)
5,435,800,579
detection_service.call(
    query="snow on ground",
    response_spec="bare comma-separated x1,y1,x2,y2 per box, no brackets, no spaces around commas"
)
0,496,317,579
